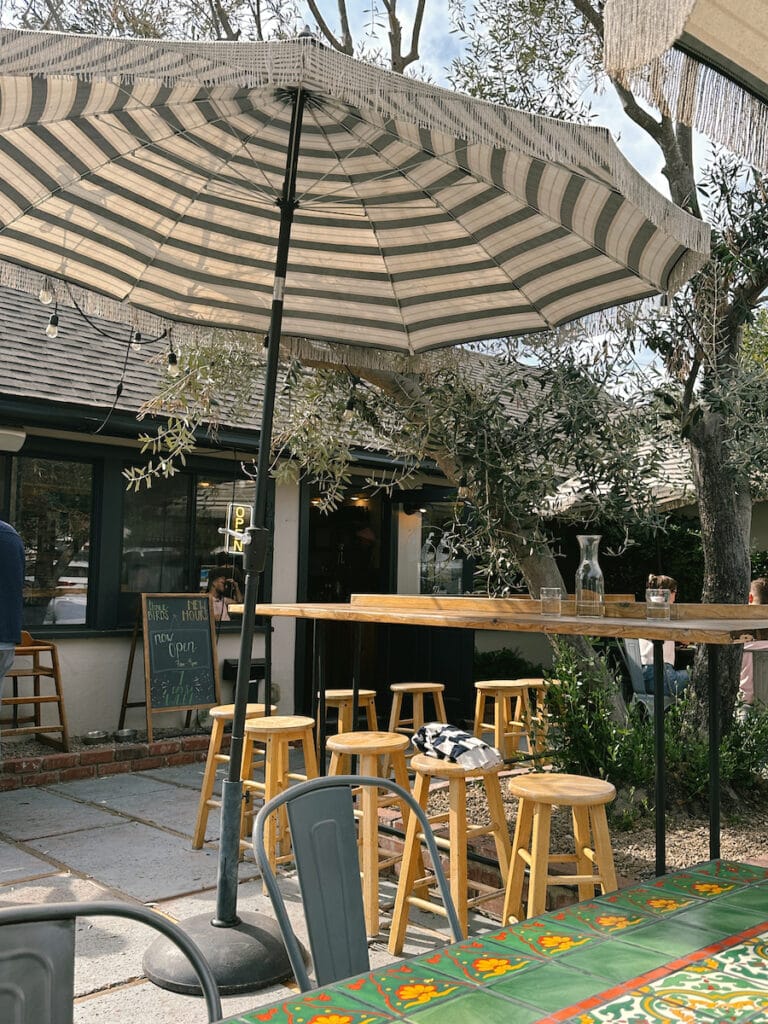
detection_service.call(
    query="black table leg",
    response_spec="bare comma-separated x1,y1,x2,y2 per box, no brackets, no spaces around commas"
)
315,620,327,775
352,622,362,731
653,638,665,876
708,644,721,859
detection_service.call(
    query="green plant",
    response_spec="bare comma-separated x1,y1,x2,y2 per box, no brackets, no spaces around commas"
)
473,645,542,682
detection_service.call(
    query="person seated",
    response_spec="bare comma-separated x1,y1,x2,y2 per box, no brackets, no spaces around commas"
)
737,577,768,720
640,573,689,697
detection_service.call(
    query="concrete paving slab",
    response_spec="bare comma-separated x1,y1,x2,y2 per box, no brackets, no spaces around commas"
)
142,763,221,792
0,836,59,882
0,875,151,994
0,787,122,840
64,778,214,838
74,975,296,1024
49,772,174,804
24,820,259,902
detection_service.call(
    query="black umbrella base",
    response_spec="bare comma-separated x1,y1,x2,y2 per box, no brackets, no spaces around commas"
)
143,911,295,996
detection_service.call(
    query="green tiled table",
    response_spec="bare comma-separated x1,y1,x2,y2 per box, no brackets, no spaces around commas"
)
219,860,768,1023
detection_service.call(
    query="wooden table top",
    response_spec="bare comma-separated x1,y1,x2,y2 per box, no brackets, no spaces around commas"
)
245,596,768,645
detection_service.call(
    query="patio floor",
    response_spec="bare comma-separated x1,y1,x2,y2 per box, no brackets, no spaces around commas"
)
0,756,501,1023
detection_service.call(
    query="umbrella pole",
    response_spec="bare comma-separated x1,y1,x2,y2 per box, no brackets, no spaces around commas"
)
145,86,307,996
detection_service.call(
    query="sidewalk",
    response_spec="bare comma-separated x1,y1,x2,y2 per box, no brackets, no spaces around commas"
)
0,758,498,1023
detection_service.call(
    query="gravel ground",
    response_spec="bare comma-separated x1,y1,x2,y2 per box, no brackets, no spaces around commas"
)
428,776,768,885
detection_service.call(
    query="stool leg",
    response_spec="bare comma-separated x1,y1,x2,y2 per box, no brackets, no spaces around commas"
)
502,797,534,924
494,695,508,757
449,774,469,936
388,693,403,733
472,691,485,739
358,751,381,936
239,733,257,853
192,718,225,849
388,771,430,955
483,773,511,879
338,700,353,735
412,693,425,732
301,728,319,780
262,737,284,874
572,804,596,902
365,698,378,730
527,802,553,918
590,805,618,895
433,689,448,724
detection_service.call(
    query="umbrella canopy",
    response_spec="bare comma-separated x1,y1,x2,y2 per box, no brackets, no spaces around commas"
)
604,0,768,170
0,29,708,359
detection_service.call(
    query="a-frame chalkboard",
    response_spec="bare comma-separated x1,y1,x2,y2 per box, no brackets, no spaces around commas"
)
119,594,221,741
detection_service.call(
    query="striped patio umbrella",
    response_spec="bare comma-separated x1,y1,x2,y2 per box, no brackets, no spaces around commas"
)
604,0,768,170
0,29,708,354
0,27,709,991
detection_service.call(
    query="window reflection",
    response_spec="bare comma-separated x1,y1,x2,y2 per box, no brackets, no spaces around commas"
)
11,457,93,627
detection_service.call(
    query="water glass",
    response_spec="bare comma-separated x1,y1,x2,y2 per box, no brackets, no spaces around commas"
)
645,587,671,620
540,587,563,616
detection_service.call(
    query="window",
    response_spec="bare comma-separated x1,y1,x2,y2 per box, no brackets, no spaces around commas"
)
119,470,256,625
10,456,94,627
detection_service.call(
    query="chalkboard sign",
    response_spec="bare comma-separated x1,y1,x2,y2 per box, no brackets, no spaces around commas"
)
139,594,220,739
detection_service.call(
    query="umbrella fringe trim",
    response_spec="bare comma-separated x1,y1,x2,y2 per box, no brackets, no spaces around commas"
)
0,29,709,260
604,0,697,75
605,10,768,172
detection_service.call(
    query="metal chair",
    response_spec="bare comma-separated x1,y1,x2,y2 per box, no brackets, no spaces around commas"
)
252,774,463,992
0,900,222,1023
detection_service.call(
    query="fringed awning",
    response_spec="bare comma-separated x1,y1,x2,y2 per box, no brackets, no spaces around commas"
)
604,0,768,170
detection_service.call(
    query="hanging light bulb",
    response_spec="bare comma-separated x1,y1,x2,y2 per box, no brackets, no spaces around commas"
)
342,394,355,421
38,277,54,305
130,329,142,352
167,344,180,378
45,308,59,339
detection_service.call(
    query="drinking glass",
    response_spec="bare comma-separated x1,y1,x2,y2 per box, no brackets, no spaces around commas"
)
540,587,563,616
645,587,671,620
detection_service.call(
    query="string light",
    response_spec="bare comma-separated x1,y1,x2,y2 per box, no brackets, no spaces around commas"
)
45,306,59,339
167,338,180,378
342,394,356,421
38,277,54,305
130,329,142,352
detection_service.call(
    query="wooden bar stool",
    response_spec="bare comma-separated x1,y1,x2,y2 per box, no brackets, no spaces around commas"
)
241,715,319,869
473,679,552,760
388,752,511,953
316,689,378,760
502,772,618,923
388,682,448,736
327,730,412,936
192,702,275,849
2,632,70,751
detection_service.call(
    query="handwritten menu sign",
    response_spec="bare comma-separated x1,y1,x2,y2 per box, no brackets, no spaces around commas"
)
141,595,220,736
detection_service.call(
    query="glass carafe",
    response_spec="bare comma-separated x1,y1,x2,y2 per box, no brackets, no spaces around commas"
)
575,534,604,617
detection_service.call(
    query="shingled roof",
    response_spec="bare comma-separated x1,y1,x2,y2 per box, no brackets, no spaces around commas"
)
0,284,265,442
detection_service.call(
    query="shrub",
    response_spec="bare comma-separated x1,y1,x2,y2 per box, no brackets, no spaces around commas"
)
473,645,542,681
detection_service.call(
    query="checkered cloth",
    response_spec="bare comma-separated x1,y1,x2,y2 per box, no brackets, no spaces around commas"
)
411,723,503,769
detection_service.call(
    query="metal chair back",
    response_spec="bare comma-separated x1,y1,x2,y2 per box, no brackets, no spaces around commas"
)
253,774,464,991
0,900,222,1023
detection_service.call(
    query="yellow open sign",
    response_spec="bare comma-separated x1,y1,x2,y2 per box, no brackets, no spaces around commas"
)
225,503,252,554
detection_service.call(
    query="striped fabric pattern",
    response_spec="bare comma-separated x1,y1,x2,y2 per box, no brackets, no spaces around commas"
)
0,30,710,354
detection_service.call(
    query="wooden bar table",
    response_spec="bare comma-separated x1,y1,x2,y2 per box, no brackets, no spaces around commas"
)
255,594,768,876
